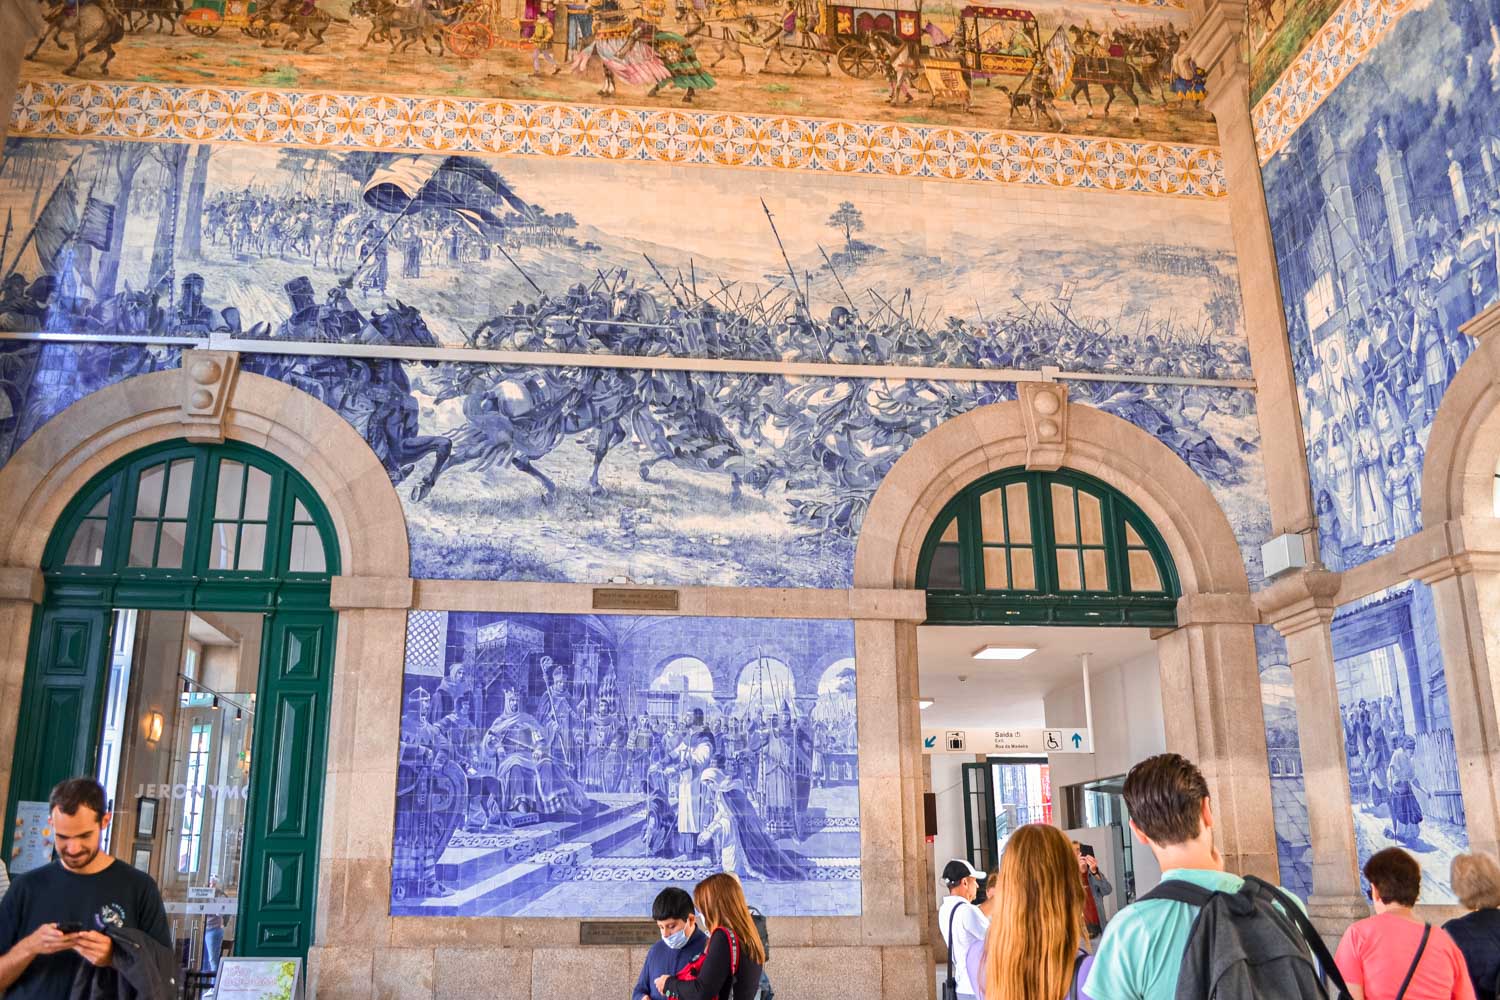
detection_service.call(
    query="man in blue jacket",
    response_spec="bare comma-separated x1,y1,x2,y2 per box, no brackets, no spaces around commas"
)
634,888,707,1000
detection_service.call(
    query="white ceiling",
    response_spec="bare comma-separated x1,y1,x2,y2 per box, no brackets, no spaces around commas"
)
917,625,1156,729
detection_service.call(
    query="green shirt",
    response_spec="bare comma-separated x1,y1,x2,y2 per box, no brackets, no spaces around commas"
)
1083,868,1308,1000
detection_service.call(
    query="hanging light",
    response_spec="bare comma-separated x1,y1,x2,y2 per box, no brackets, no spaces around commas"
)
234,707,243,722
211,696,220,711
182,677,190,694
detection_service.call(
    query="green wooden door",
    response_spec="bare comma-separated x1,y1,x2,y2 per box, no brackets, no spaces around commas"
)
3,606,112,826
237,609,337,956
5,440,342,961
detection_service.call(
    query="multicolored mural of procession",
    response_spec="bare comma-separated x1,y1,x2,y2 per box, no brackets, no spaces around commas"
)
19,0,1213,142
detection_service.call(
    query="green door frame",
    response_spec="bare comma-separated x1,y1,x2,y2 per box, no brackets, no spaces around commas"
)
1,439,341,960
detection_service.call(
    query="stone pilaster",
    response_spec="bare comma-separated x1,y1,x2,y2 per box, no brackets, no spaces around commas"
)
0,567,42,832
1189,1,1319,547
1154,592,1279,881
1256,569,1367,933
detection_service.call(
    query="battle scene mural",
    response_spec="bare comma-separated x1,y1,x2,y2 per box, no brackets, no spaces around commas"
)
1264,0,1500,572
0,139,1245,367
392,611,860,916
18,0,1215,144
1331,581,1468,904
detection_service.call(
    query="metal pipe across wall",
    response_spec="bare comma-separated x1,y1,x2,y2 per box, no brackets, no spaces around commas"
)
0,331,1259,390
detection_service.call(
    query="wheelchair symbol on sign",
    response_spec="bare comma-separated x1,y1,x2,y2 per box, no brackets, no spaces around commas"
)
1044,730,1063,750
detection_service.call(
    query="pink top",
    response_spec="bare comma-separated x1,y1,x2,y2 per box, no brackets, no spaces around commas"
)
1335,913,1477,1000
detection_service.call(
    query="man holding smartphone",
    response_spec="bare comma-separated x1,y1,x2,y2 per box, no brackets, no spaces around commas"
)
0,778,171,998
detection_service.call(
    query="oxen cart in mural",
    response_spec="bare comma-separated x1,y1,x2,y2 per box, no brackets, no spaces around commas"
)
182,0,269,36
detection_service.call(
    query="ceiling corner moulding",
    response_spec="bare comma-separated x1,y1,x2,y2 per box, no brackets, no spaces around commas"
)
8,80,1229,200
973,646,1037,661
1251,0,1421,164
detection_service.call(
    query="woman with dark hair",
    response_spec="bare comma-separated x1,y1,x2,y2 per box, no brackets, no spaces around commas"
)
656,873,766,1000
1334,847,1475,1000
1445,853,1500,1000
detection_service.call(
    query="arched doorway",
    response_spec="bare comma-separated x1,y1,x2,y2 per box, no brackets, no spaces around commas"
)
2,438,339,962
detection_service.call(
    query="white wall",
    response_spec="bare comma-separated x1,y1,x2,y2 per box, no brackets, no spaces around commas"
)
1044,649,1166,896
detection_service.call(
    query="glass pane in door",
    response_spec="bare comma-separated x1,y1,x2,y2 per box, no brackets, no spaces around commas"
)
96,609,263,984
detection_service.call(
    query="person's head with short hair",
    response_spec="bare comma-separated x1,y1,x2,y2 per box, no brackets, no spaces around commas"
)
1450,852,1500,911
1122,753,1219,869
942,858,982,902
1364,847,1421,910
982,824,1086,1000
651,887,697,943
976,871,999,917
693,873,766,966
49,777,111,873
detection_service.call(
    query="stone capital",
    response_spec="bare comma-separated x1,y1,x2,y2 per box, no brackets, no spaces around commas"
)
179,350,241,442
1254,568,1343,637
0,566,45,604
1397,517,1500,585
1461,300,1500,343
1174,591,1259,627
1019,381,1070,471
330,575,416,610
1187,0,1250,89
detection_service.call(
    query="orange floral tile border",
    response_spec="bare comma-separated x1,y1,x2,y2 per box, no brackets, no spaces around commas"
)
1252,0,1418,163
9,80,1227,199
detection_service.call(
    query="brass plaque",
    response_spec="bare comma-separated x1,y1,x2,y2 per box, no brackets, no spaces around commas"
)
579,920,661,946
592,588,680,611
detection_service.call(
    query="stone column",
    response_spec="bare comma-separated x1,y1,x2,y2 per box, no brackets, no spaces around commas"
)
1153,593,1279,881
1188,1,1319,545
1256,570,1368,931
0,568,43,830
0,0,45,153
1399,519,1500,861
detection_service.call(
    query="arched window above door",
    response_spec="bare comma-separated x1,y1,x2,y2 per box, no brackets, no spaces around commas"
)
916,468,1180,626
43,441,339,607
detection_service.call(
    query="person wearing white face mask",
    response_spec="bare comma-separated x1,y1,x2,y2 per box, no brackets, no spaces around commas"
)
635,888,709,1000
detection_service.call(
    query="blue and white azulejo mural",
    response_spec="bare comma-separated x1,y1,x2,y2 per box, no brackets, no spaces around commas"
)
392,611,861,917
1263,0,1500,572
1331,580,1468,903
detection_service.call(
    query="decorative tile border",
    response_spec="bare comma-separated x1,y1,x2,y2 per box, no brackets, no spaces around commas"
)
9,80,1227,199
1251,0,1418,163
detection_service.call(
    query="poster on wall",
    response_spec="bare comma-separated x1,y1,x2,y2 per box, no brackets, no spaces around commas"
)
392,611,862,917
1331,580,1468,903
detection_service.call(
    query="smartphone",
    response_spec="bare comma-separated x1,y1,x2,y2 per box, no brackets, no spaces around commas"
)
55,922,86,934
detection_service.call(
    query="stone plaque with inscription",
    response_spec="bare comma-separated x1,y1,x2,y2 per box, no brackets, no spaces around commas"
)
579,921,661,946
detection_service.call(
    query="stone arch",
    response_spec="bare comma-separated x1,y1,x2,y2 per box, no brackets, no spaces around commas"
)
1420,326,1500,525
854,398,1250,598
0,355,409,579
853,393,1277,883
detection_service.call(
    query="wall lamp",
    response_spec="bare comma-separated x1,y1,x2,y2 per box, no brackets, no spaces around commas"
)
143,710,165,748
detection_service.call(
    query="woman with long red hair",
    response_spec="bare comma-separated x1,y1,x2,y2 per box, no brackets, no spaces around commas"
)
970,823,1096,1000
656,873,766,1000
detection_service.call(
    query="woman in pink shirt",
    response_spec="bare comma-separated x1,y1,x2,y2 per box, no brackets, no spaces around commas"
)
1335,847,1477,1000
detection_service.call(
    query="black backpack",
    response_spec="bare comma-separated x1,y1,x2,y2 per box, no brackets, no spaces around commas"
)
1137,874,1353,1000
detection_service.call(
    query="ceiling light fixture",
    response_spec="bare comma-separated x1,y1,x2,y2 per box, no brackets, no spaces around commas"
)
972,646,1037,661
919,698,934,710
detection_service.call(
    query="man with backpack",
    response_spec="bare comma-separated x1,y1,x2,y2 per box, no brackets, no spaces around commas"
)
1085,753,1338,1000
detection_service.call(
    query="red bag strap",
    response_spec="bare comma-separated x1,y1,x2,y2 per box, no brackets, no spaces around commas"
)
721,927,739,975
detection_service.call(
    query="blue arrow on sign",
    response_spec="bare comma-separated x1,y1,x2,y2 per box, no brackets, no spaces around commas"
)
1071,733,1083,749
924,736,936,749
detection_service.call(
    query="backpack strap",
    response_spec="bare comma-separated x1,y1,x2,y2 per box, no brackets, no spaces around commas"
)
1069,951,1087,1000
1250,876,1354,999
944,903,961,988
1393,925,1431,1000
1136,879,1216,908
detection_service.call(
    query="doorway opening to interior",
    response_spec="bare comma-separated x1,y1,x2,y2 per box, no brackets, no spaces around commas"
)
2,440,339,985
915,467,1178,949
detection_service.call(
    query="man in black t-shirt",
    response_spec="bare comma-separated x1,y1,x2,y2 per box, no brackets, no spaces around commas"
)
0,778,171,999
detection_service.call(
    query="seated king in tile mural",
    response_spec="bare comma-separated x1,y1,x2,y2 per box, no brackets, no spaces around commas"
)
392,610,862,917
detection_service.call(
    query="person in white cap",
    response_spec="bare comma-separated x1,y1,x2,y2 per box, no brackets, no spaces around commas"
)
939,859,990,1000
